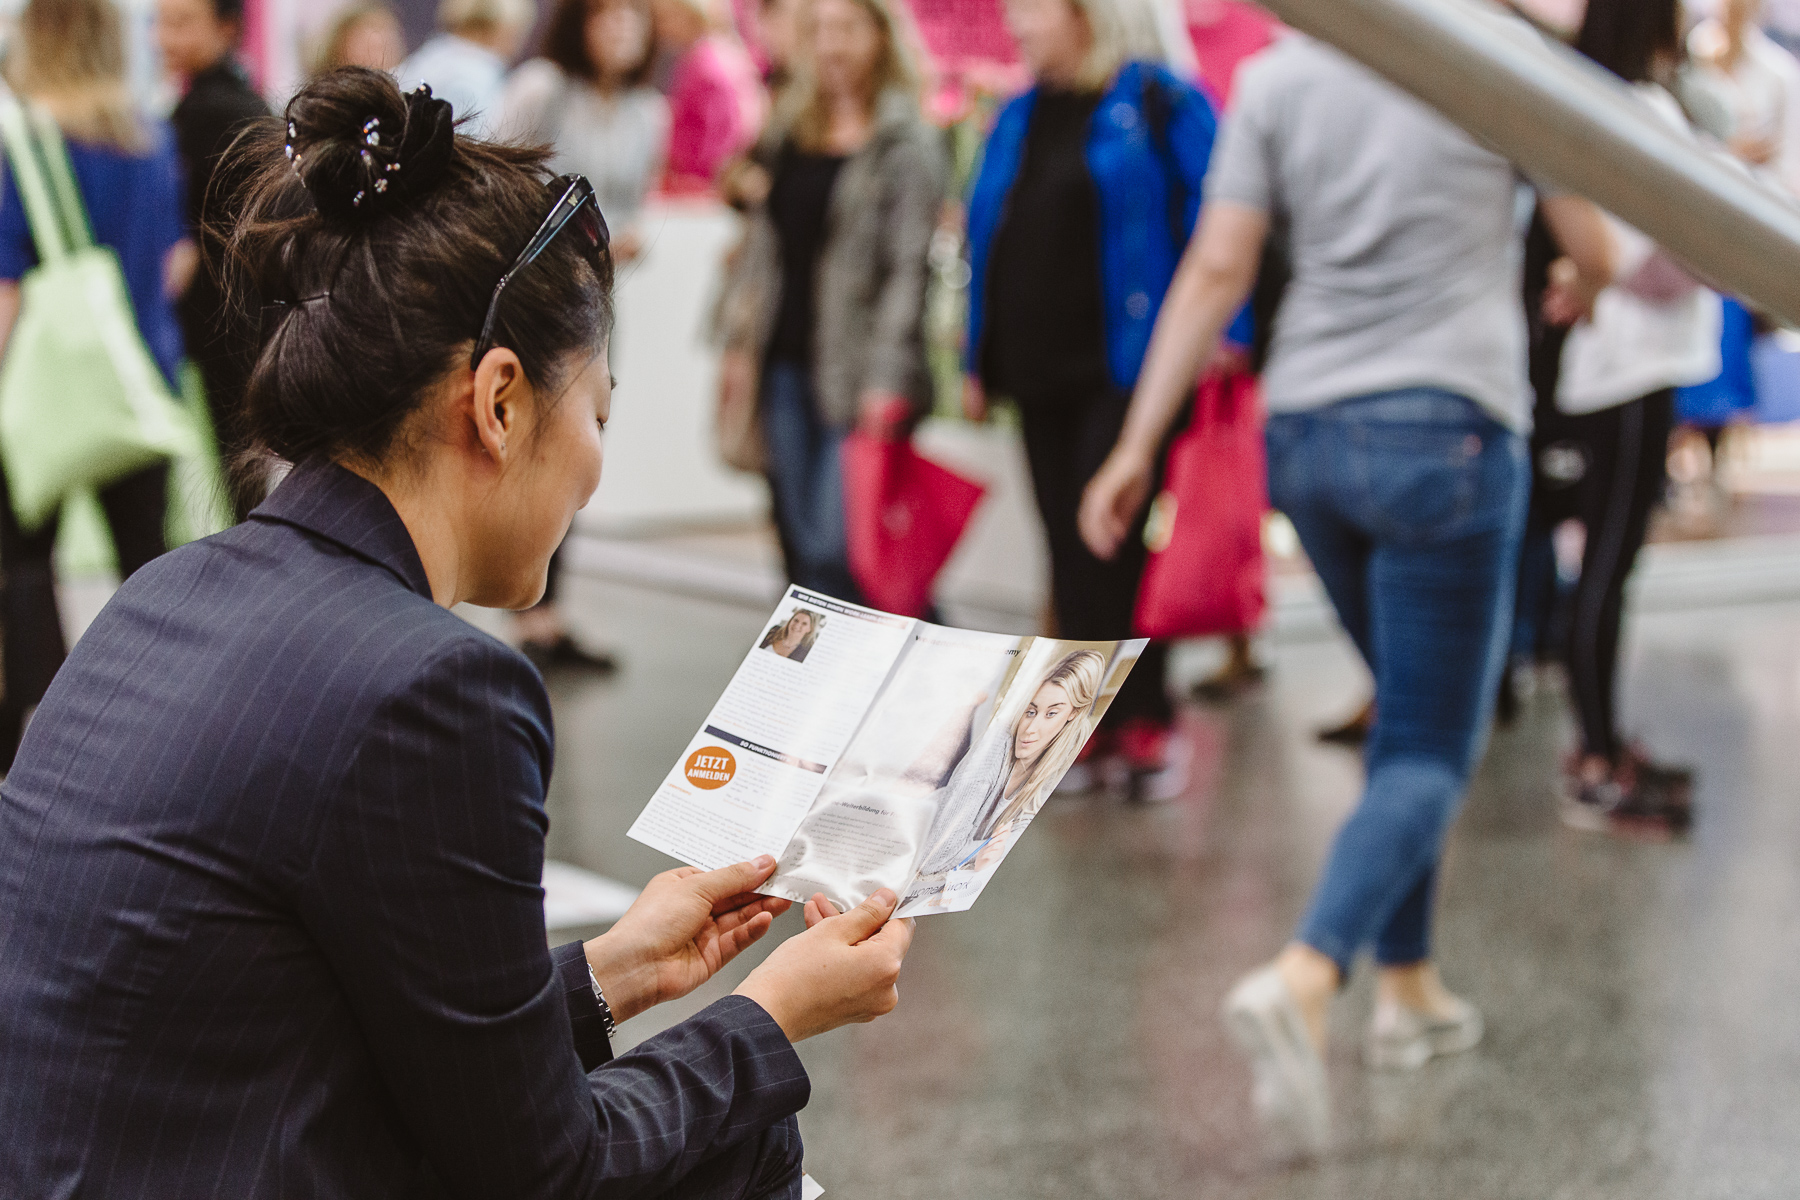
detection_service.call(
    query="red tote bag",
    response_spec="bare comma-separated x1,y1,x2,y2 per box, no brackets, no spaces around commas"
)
1133,371,1268,639
843,431,987,617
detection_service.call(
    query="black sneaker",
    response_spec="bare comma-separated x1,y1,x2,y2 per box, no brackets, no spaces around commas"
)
1559,763,1690,838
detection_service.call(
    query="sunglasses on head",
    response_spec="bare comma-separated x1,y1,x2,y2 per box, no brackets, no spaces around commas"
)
469,173,610,370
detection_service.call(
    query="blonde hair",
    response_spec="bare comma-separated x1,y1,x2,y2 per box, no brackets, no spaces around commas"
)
1062,0,1131,90
313,4,402,75
8,0,146,152
784,0,918,152
981,648,1109,836
439,0,534,33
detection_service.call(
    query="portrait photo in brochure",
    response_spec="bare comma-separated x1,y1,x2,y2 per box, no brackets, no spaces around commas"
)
759,608,826,664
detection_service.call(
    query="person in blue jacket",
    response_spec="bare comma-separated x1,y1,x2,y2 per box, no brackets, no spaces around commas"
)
961,0,1247,791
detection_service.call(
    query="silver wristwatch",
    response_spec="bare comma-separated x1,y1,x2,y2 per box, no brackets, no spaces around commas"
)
586,964,618,1041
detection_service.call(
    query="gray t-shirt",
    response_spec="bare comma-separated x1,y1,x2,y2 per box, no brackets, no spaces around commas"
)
1206,35,1535,430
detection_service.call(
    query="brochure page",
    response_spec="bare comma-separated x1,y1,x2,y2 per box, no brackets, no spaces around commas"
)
627,588,915,870
631,588,1145,916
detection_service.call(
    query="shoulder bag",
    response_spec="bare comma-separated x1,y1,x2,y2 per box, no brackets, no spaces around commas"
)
0,99,197,531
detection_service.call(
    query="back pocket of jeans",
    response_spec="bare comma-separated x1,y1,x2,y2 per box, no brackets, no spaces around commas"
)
1351,425,1483,544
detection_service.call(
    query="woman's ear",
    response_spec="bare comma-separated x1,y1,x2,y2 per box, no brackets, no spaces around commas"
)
469,347,530,464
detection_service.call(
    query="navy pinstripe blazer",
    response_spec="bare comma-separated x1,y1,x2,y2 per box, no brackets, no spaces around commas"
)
0,460,809,1198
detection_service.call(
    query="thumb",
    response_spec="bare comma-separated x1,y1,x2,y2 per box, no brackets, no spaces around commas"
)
694,855,777,904
829,888,898,944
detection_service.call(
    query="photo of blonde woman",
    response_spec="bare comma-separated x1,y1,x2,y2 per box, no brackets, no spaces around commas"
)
911,648,1109,878
759,607,824,661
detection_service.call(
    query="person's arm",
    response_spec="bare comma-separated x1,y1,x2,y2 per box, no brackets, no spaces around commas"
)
1078,200,1269,560
860,130,946,436
0,169,34,356
0,283,20,363
300,636,912,1195
1538,192,1617,326
297,638,805,1196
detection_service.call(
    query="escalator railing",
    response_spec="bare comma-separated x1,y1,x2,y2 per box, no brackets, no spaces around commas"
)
1252,0,1800,326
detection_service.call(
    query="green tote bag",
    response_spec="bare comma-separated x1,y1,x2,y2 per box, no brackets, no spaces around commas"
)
0,99,198,532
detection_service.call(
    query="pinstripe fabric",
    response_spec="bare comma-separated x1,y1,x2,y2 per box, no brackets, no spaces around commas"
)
0,460,810,1199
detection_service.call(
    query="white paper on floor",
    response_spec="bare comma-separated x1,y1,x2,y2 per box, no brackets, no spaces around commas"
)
542,860,640,930
800,1174,824,1200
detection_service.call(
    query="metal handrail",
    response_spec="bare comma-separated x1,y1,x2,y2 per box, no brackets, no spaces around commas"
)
1252,0,1800,325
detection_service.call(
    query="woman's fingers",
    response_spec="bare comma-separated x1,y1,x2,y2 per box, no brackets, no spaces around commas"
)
803,893,840,929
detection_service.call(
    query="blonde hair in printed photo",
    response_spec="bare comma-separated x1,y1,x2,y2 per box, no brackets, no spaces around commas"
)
979,647,1109,837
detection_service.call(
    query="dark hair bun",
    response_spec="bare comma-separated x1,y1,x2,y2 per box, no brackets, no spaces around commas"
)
284,68,457,225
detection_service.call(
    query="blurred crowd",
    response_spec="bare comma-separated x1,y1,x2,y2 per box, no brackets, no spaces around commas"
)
0,0,1798,1158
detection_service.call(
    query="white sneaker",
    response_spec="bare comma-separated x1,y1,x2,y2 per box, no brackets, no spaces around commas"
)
1363,995,1484,1070
1222,965,1331,1157
1140,732,1194,803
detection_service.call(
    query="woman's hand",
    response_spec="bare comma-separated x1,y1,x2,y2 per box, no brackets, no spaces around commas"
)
734,889,913,1042
1079,445,1156,561
962,375,988,423
858,390,913,440
583,857,792,1024
1542,255,1603,327
719,348,757,416
611,228,645,266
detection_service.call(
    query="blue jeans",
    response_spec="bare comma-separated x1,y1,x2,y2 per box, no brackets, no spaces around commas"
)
1266,389,1528,972
760,362,861,603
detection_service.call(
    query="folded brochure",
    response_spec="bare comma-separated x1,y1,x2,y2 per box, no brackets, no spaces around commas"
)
629,587,1145,917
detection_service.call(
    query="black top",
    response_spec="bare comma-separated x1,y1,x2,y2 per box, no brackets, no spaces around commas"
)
170,58,268,231
982,88,1109,402
0,459,810,1197
170,58,268,366
768,144,848,366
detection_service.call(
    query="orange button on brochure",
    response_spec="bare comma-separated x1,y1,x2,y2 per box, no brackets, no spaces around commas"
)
684,747,736,790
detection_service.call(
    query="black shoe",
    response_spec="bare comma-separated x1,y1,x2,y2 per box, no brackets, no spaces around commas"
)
1559,764,1690,838
1190,658,1266,704
521,635,618,673
1495,669,1519,726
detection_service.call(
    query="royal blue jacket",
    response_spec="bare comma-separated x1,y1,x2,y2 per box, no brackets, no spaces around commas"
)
965,60,1251,391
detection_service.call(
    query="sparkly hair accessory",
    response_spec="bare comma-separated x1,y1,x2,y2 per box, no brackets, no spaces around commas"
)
284,82,457,224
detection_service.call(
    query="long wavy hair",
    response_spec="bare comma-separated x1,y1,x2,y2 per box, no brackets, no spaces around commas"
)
782,0,918,153
979,648,1108,838
8,0,147,152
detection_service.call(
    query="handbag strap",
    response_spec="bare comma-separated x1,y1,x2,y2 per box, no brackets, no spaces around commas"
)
0,98,71,263
27,105,97,251
0,99,96,265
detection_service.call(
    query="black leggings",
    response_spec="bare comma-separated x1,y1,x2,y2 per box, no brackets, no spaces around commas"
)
1016,387,1170,728
0,462,169,763
1564,390,1673,763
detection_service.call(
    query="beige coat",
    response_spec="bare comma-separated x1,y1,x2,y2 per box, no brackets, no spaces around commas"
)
722,89,946,429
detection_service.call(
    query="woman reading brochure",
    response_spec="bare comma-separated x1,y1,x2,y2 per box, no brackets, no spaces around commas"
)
0,68,912,1200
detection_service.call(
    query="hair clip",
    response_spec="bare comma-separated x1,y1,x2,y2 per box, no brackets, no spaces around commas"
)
374,178,388,194
262,292,331,317
352,189,365,207
363,117,381,147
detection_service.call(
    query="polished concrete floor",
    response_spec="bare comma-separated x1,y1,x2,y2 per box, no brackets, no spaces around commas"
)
542,575,1800,1200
